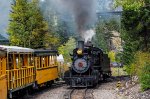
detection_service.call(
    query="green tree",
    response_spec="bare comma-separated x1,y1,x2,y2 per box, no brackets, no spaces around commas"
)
94,19,120,52
8,0,30,47
57,21,70,44
115,0,145,10
58,37,76,62
8,0,53,48
29,0,49,48
44,33,60,49
115,0,150,64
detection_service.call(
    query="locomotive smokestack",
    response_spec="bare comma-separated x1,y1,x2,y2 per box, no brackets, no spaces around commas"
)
78,41,84,50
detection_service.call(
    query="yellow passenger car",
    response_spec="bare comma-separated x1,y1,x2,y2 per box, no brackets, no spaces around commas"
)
0,46,59,99
0,45,35,98
0,49,7,99
34,50,58,86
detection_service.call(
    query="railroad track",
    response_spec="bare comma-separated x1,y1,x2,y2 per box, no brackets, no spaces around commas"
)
63,89,75,99
63,88,94,99
84,89,94,99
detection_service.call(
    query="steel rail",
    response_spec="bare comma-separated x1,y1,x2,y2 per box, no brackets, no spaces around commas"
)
63,89,75,99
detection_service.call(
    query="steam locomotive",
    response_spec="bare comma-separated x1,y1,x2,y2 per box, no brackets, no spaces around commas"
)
64,41,111,87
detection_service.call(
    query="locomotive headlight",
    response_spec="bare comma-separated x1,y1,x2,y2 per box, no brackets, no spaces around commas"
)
77,49,83,55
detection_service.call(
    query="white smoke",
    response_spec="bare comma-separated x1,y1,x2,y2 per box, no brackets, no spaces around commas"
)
82,29,95,42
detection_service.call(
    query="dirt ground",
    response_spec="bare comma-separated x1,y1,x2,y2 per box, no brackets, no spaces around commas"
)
22,77,150,99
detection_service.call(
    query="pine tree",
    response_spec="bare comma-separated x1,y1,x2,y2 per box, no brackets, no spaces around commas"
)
29,0,49,48
8,0,50,48
8,0,30,47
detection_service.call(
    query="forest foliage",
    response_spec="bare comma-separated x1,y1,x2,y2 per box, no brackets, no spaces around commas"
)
115,0,150,90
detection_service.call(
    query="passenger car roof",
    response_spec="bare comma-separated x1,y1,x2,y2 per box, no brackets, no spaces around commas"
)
34,49,58,56
0,45,34,53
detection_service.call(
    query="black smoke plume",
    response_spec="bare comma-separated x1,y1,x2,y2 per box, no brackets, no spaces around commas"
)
61,0,96,39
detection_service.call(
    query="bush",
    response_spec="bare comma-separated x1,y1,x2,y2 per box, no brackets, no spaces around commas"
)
129,52,150,91
125,52,149,74
134,52,150,74
124,63,136,75
108,51,116,62
139,63,150,91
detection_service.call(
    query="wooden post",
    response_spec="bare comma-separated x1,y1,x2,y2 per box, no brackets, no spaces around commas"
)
7,52,9,70
13,53,16,69
0,58,1,75
18,53,20,68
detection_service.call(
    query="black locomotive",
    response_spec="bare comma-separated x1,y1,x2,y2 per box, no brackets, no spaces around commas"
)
64,41,111,87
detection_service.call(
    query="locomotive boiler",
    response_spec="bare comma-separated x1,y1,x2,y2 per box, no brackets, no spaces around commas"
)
64,41,111,87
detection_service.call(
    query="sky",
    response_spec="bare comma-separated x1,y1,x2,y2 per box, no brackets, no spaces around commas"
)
0,0,11,38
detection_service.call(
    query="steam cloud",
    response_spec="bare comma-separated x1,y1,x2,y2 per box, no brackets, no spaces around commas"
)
83,29,95,42
61,0,97,40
